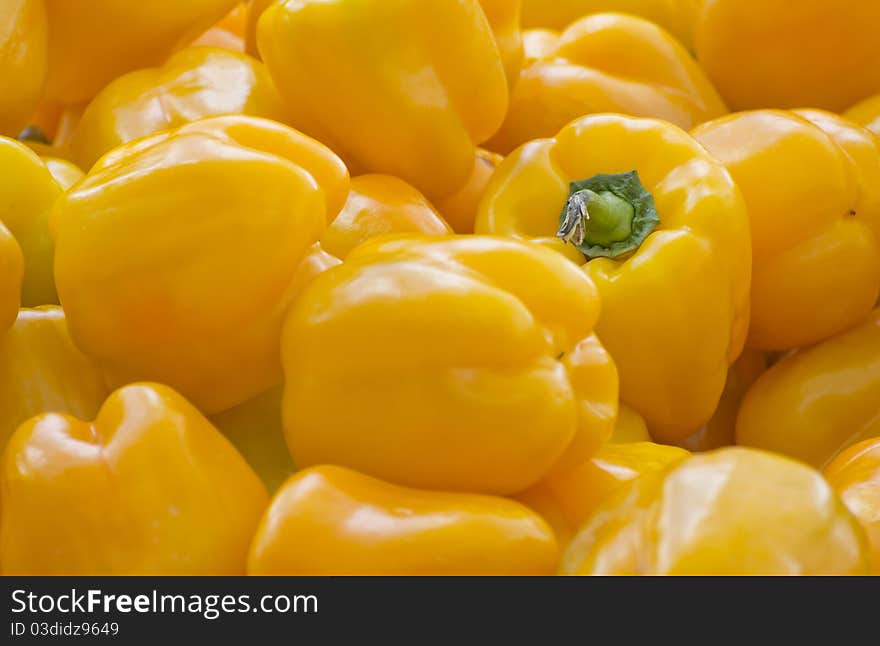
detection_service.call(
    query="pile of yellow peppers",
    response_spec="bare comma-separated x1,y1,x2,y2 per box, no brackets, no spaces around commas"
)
1,0,879,577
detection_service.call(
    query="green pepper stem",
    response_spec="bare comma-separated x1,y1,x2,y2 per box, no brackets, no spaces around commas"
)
557,189,634,248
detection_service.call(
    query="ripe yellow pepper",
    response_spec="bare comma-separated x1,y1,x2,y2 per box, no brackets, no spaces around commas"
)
68,47,287,170
192,3,248,51
693,0,880,112
693,110,880,351
257,0,508,199
435,149,504,234
0,0,47,137
521,0,698,49
42,0,240,105
609,403,650,443
0,228,23,336
845,95,880,137
0,306,108,456
737,309,880,470
53,115,350,415
282,235,616,495
477,114,751,441
825,438,880,574
41,157,83,190
1,136,65,307
677,349,767,451
321,175,452,260
486,13,725,154
561,448,871,575
1,383,268,575
517,442,689,546
248,465,558,575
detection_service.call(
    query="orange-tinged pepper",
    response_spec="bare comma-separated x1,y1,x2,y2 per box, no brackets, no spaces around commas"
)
845,95,880,137
217,2,248,36
435,149,504,234
43,0,241,105
281,235,616,495
561,447,871,575
68,47,288,171
693,0,880,112
53,115,350,415
1,383,268,575
0,0,47,137
736,309,880,470
321,175,452,260
693,110,880,351
257,0,508,199
478,114,751,441
518,442,689,547
677,349,767,452
0,136,64,307
485,13,726,154
247,465,558,575
521,0,699,49
0,306,108,455
825,438,880,574
28,99,62,141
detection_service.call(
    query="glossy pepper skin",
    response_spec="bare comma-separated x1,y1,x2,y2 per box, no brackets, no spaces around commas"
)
825,438,880,574
845,95,880,137
0,0,47,137
0,383,268,575
0,306,108,456
321,175,452,260
477,114,751,441
561,448,871,575
521,0,698,49
485,13,726,154
693,0,880,112
43,0,240,105
693,110,880,351
248,466,558,576
69,47,288,170
53,115,350,415
609,403,650,443
737,309,880,470
0,226,23,336
517,442,689,546
676,349,767,451
257,0,508,199
0,136,64,307
281,235,617,495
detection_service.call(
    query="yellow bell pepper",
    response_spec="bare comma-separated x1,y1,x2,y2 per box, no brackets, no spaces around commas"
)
486,13,725,154
736,309,880,470
68,47,288,170
693,110,880,351
245,0,277,58
0,306,108,456
52,115,350,415
435,149,504,234
0,383,268,575
477,114,751,441
192,3,248,51
282,235,616,495
1,136,65,307
0,0,47,137
522,29,561,62
561,448,871,575
845,95,880,137
609,403,650,443
43,0,240,105
40,157,83,190
677,349,767,451
517,442,689,546
521,0,698,49
247,465,558,575
257,0,508,199
693,0,880,112
321,175,452,260
0,224,22,335
210,242,339,492
825,438,880,574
